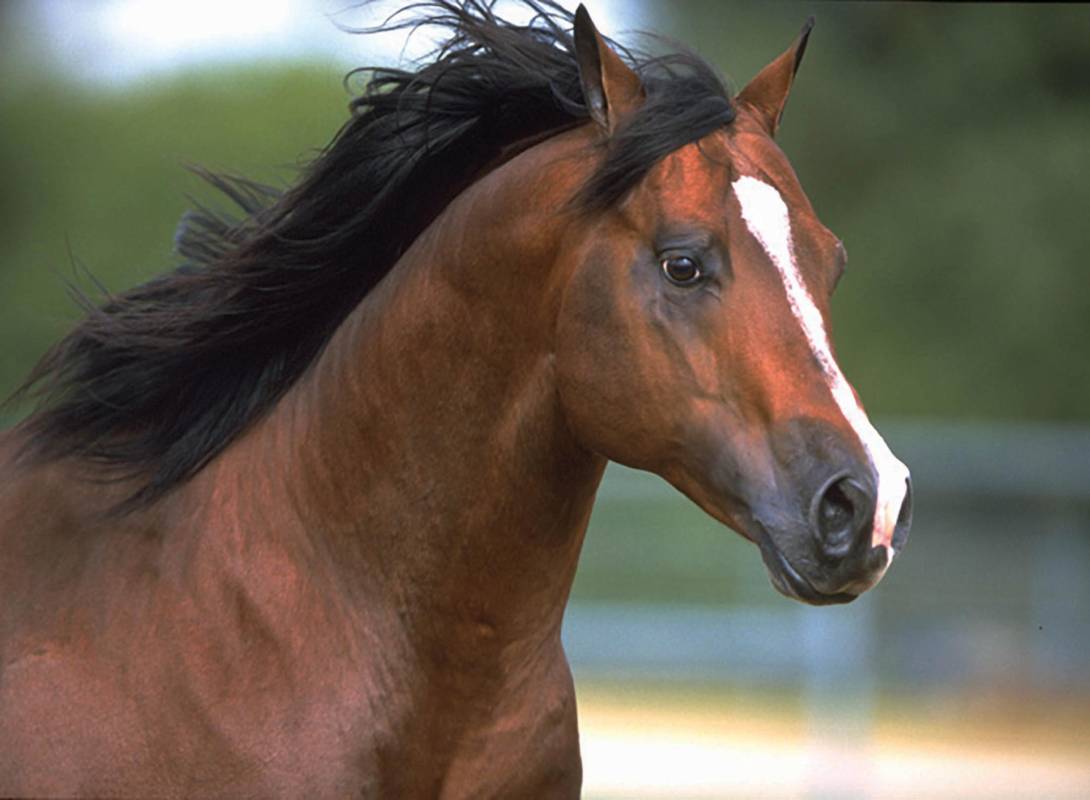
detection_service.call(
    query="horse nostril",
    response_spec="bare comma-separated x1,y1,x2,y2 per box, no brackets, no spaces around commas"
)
820,481,853,532
812,476,869,560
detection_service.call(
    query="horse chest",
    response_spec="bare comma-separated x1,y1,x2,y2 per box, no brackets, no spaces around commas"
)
352,654,583,799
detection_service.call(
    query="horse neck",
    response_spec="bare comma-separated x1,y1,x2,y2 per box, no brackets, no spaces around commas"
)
225,127,607,653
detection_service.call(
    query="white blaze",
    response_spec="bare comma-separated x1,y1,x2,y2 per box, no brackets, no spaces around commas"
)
732,175,909,557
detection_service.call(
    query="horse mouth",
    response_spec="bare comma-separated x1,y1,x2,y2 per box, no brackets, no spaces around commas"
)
757,533,857,606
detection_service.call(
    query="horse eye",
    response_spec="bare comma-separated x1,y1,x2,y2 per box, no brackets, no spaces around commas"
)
661,255,702,286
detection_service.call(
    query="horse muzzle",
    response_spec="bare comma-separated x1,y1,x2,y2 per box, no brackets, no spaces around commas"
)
756,470,913,606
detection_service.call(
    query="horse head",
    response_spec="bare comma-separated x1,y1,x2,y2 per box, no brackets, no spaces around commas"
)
555,9,912,605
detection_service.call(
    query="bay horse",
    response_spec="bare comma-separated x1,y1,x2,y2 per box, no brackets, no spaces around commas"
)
0,2,911,796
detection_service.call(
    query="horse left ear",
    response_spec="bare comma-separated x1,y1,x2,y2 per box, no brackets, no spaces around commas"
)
573,4,644,134
735,17,814,137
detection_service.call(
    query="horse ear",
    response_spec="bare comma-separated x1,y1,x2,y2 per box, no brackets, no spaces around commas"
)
735,17,814,137
573,4,644,134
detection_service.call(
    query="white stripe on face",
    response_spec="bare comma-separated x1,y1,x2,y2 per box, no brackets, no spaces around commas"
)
732,175,909,557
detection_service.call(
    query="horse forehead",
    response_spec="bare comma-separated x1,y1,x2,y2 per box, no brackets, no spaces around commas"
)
644,136,732,219
634,132,823,242
726,132,813,210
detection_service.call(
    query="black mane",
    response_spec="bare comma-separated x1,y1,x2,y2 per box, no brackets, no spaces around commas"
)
9,0,734,510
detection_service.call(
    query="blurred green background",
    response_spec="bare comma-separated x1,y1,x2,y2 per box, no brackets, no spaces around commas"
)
2,2,1089,797
2,2,1088,420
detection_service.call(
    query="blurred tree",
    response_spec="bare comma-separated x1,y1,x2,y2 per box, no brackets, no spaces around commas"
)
0,66,348,418
1,2,1088,422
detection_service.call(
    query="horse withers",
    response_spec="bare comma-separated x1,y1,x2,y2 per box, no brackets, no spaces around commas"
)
0,2,911,796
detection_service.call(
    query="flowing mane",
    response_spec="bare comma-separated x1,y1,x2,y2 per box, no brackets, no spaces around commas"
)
9,0,734,510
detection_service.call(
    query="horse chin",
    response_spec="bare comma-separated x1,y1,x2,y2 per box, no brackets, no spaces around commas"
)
756,532,859,607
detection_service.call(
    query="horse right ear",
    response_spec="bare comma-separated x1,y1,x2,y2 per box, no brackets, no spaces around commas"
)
573,4,644,135
735,17,814,138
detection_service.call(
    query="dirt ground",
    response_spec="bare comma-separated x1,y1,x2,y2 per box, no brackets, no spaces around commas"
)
577,679,1090,800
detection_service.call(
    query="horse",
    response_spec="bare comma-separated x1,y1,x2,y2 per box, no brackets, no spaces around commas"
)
0,2,912,796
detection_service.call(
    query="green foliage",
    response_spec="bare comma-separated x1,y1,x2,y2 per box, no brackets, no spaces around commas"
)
0,64,348,415
1,3,1087,424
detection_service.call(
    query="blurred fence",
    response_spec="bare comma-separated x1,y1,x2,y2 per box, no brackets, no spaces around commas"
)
566,419,1090,694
